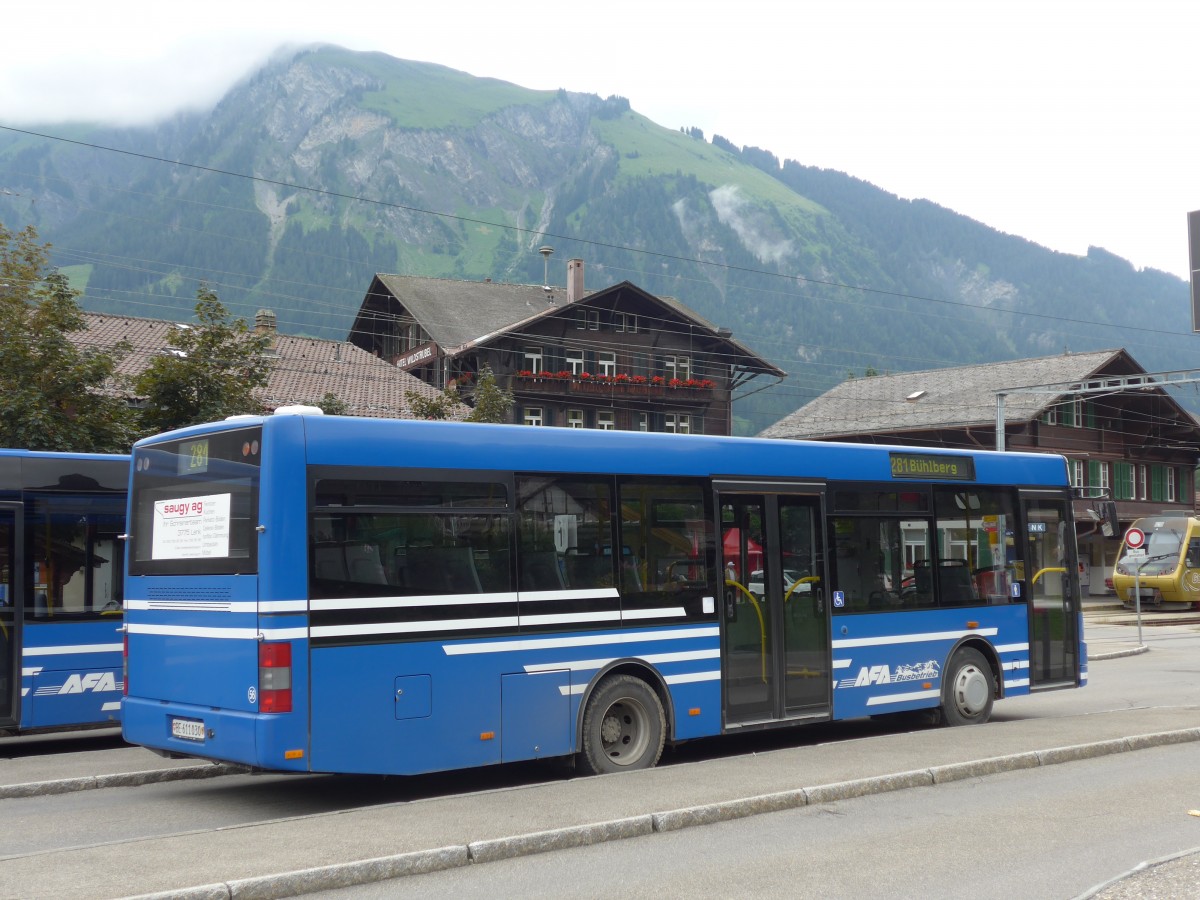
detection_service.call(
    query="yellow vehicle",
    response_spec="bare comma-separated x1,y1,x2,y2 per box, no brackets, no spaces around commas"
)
1111,515,1200,609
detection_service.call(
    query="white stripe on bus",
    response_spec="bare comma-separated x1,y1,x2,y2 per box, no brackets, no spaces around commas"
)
517,588,620,603
864,689,940,706
621,607,686,620
443,626,721,655
556,670,721,696
832,628,998,649
23,643,122,657
126,599,308,613
126,624,307,640
524,648,721,674
312,592,518,611
1004,678,1030,689
664,670,721,685
311,617,520,638
993,642,1030,653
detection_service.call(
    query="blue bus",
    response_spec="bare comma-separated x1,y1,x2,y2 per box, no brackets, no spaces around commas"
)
122,411,1084,775
1,450,127,735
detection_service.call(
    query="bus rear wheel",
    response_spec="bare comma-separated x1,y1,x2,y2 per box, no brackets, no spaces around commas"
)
578,674,665,775
941,647,994,726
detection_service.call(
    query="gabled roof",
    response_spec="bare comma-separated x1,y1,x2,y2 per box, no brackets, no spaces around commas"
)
77,312,458,419
759,349,1161,439
363,274,785,377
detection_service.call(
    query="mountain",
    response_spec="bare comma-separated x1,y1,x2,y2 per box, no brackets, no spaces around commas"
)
0,44,1193,435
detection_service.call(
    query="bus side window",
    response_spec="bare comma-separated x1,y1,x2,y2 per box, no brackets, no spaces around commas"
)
1187,539,1200,569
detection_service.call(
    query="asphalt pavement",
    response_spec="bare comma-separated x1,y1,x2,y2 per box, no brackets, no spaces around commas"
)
1,611,1196,900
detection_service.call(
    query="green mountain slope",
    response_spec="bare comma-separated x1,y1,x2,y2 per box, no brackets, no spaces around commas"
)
0,44,1191,435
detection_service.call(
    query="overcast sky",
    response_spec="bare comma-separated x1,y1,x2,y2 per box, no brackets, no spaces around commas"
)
2,0,1197,280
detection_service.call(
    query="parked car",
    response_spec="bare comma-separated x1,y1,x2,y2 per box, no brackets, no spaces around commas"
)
747,568,808,598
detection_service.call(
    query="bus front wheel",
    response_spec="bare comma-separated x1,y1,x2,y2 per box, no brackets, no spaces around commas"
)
941,647,995,726
578,674,665,775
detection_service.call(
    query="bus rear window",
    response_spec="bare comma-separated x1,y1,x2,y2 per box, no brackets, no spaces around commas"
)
129,429,261,576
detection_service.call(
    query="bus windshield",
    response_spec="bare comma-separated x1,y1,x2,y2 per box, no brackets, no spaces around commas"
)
129,428,262,576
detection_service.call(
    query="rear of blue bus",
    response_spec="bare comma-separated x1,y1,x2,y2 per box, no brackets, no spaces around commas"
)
122,417,311,771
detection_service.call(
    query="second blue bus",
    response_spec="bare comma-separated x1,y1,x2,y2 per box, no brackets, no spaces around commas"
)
1,449,127,735
122,412,1084,775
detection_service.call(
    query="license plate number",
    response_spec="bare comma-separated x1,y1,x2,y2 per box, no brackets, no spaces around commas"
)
171,717,205,741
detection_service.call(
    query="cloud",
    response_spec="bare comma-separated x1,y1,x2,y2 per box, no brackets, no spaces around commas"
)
709,185,793,266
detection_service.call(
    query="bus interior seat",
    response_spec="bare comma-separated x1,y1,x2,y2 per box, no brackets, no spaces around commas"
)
313,542,349,582
522,551,566,590
408,546,483,594
344,544,388,585
937,559,978,605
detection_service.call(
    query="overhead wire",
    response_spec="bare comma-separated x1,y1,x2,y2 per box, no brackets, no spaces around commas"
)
1,124,1197,436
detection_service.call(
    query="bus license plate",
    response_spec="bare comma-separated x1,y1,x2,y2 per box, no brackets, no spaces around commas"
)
171,717,205,742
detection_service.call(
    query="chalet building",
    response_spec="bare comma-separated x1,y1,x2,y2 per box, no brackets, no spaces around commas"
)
760,349,1200,595
347,258,784,435
76,310,459,419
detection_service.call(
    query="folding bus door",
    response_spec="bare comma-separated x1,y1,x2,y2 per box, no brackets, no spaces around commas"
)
0,503,21,728
1021,491,1080,688
717,483,830,727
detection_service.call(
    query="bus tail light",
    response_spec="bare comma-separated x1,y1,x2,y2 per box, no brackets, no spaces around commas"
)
259,642,292,713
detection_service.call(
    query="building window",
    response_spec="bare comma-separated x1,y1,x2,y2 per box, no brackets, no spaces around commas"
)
1065,398,1082,428
566,349,584,375
1167,467,1177,502
598,352,617,377
664,355,691,381
1138,464,1147,500
524,407,544,427
575,309,599,330
1088,460,1109,492
665,413,690,435
596,411,615,431
636,413,649,433
615,313,637,334
567,409,584,429
524,347,544,374
1069,460,1084,490
1040,407,1056,426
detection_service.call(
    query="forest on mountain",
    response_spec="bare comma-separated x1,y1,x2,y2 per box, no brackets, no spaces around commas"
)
0,44,1192,435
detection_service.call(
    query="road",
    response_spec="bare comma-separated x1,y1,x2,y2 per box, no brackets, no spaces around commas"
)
312,742,1200,900
0,618,1196,899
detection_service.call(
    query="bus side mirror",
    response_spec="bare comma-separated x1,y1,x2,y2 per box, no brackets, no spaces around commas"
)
1099,501,1119,539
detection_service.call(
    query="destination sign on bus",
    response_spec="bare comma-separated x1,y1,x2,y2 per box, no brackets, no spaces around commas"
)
889,452,976,481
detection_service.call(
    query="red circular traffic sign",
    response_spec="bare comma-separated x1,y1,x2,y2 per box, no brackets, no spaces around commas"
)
1124,527,1146,550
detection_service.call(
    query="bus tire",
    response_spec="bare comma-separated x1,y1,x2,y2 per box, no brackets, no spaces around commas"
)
578,674,665,775
941,647,994,726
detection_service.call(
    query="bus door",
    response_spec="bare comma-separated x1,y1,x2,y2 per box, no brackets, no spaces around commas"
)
717,484,830,727
0,502,21,729
1021,491,1080,688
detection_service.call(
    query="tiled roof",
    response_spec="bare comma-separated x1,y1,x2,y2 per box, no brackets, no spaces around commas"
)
759,349,1135,439
76,312,460,419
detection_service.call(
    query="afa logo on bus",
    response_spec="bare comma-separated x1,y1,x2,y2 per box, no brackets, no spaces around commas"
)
58,672,118,694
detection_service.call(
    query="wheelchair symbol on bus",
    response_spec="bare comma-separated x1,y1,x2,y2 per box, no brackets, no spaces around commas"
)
833,590,845,608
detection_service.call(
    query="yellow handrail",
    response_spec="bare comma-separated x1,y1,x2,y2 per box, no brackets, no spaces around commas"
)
726,578,768,683
1031,566,1066,586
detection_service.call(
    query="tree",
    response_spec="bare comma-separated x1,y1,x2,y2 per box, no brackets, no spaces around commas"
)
405,387,460,420
465,365,513,423
315,392,349,416
0,223,135,452
135,285,274,435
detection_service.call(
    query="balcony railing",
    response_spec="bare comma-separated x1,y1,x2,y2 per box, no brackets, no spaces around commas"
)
510,372,718,400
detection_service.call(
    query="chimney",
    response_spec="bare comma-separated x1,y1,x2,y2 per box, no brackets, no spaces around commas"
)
255,308,277,334
567,258,584,303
